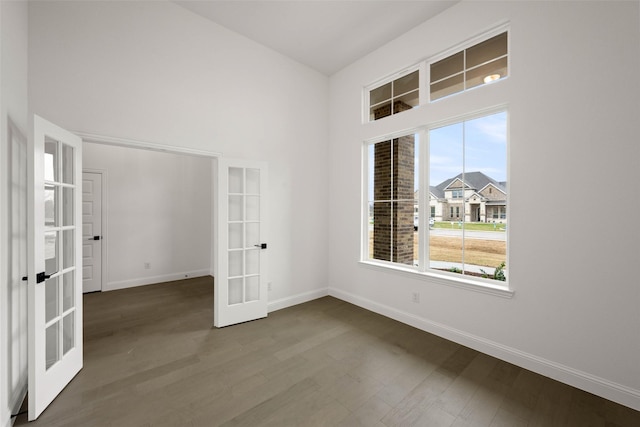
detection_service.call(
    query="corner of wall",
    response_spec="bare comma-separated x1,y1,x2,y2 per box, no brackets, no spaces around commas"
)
267,286,329,313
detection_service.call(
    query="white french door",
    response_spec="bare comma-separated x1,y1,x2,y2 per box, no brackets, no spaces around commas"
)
215,158,268,328
28,115,83,420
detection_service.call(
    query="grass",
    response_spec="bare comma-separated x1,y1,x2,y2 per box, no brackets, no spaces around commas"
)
431,221,506,232
425,235,506,267
368,230,506,268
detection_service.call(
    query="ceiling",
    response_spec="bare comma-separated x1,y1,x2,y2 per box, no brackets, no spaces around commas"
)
174,1,459,76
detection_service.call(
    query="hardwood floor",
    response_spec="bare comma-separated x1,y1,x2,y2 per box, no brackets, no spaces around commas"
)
15,276,640,426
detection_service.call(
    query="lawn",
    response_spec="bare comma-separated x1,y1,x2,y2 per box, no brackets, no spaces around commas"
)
425,235,506,267
368,230,506,268
431,221,506,232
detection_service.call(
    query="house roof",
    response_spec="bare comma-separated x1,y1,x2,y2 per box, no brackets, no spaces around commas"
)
437,171,506,194
430,185,445,199
423,172,506,200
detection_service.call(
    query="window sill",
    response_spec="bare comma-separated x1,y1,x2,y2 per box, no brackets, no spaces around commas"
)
358,261,514,299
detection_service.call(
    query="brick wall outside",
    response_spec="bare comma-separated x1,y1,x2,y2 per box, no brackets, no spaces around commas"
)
372,136,415,265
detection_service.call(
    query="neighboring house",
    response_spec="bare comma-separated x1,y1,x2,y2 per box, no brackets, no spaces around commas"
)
416,171,507,223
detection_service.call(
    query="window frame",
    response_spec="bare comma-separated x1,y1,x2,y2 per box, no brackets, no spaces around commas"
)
361,106,512,297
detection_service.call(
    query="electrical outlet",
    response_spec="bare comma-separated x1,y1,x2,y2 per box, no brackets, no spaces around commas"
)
412,292,420,303
268,282,272,291
144,262,150,269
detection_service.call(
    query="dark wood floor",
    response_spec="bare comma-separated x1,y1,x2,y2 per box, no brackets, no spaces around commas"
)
16,276,639,426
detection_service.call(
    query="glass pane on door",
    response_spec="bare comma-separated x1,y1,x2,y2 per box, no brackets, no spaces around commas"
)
228,278,243,305
246,169,260,194
44,139,58,182
45,231,59,276
44,186,57,226
245,276,259,302
63,229,74,269
62,313,74,355
45,323,59,370
62,272,74,311
61,144,74,184
45,277,59,323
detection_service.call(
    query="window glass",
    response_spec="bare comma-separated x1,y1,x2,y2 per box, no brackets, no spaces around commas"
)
430,51,463,83
369,70,419,121
367,134,419,265
370,83,391,106
466,32,507,68
430,31,508,101
428,111,507,281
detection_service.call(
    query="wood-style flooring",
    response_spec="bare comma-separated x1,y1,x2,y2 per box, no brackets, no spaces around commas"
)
15,276,640,426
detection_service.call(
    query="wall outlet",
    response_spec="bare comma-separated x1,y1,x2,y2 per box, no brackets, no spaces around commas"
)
412,292,420,303
268,282,272,291
144,262,151,269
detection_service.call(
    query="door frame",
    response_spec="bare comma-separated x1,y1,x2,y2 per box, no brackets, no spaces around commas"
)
75,131,223,300
81,169,107,293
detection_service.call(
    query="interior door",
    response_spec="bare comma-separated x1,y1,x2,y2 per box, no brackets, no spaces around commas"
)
28,115,83,420
215,158,268,328
82,172,102,293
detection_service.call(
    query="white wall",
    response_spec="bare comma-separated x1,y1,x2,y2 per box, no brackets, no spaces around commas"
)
83,143,212,290
328,0,640,410
1,2,29,426
28,1,330,305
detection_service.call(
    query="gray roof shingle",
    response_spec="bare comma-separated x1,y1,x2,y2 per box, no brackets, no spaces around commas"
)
431,171,506,198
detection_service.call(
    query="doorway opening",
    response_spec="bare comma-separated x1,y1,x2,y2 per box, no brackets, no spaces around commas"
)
79,133,219,294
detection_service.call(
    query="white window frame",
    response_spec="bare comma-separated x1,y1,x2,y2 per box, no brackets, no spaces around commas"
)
361,106,512,298
360,25,512,297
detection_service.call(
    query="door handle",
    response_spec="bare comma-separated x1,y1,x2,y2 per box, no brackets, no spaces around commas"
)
254,243,267,249
36,271,57,284
89,236,101,241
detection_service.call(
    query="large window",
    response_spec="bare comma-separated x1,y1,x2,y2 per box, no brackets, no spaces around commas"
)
363,27,509,288
364,111,508,283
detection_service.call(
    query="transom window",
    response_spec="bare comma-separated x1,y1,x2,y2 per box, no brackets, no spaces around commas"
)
368,69,419,121
430,31,508,101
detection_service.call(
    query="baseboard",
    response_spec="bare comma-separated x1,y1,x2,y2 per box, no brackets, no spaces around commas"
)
105,269,211,291
268,287,329,313
328,287,640,411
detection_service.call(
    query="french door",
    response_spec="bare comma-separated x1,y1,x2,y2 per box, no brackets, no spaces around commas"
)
215,158,268,327
28,116,83,420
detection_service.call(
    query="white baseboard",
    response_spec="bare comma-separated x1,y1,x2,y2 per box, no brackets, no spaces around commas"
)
105,269,211,291
268,287,329,313
328,287,640,411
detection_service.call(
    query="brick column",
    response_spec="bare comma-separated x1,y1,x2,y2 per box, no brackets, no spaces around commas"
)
373,136,415,265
